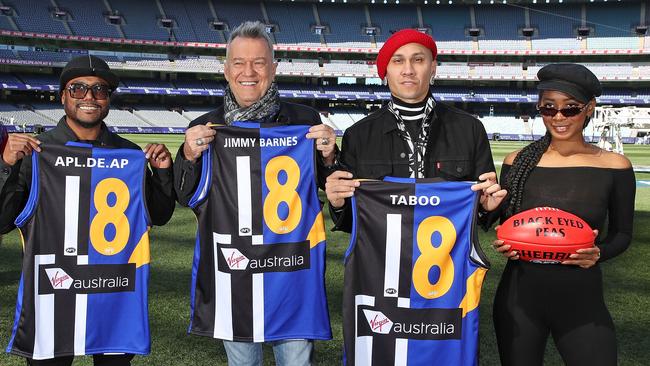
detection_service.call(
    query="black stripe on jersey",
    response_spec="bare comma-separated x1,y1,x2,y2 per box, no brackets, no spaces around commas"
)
211,127,263,340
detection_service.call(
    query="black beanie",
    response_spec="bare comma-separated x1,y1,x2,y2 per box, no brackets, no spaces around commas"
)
59,55,119,92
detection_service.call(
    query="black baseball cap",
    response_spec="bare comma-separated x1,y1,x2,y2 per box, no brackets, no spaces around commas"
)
536,63,602,103
59,55,119,92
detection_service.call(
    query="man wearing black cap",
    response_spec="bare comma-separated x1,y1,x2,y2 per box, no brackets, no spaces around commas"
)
325,29,506,231
0,55,175,365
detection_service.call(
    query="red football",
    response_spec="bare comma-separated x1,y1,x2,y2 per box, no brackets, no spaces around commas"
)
496,207,595,264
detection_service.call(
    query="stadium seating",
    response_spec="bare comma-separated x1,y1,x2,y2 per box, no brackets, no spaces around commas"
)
265,3,321,45
318,4,369,45
213,2,265,40
0,103,57,126
103,108,151,127
586,3,639,37
179,0,226,43
9,0,69,35
108,0,170,41
57,0,122,38
474,5,525,41
133,107,191,127
421,6,470,41
529,4,581,39
368,5,419,43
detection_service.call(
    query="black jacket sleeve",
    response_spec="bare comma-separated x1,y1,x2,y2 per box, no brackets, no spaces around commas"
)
598,168,635,261
0,158,28,234
328,129,357,233
173,145,202,207
146,166,175,226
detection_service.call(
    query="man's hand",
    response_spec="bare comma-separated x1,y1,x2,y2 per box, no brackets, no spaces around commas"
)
471,172,507,212
306,125,337,166
183,125,217,162
1,134,41,166
325,170,359,209
144,143,172,169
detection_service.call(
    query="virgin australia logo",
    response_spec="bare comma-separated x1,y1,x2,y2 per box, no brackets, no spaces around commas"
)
221,248,249,270
363,309,393,334
45,268,74,289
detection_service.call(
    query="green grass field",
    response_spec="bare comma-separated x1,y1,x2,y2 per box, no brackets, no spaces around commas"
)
1,136,649,365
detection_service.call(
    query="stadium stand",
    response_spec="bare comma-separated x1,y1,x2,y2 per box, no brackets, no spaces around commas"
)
108,0,170,41
421,6,470,41
180,0,226,43
57,0,122,38
103,108,151,127
586,3,639,37
318,4,369,46
474,5,525,41
133,107,191,127
529,4,581,39
7,0,69,34
213,2,265,40
158,0,199,42
0,103,56,126
265,2,321,45
368,5,419,43
182,108,214,121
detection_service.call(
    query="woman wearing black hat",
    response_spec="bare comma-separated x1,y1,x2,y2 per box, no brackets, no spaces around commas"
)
491,63,635,365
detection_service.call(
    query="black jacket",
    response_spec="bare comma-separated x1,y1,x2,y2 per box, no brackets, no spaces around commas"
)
0,117,175,234
174,102,331,206
331,102,495,232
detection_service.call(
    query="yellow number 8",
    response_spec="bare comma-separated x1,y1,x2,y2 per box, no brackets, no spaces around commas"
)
89,178,131,255
413,216,457,299
263,156,302,234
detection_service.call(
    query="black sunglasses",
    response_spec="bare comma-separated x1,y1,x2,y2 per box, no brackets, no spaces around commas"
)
66,83,113,100
537,105,587,118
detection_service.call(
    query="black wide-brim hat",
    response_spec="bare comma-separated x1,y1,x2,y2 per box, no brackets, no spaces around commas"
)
59,55,119,92
536,63,602,103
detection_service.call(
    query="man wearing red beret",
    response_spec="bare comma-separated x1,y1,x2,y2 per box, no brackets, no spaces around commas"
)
325,29,506,231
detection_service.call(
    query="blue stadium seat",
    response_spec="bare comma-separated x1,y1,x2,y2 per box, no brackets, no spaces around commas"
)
265,3,321,44
586,3,639,37
213,2,265,40
178,0,225,43
529,4,581,39
421,6,470,41
9,0,69,34
57,0,122,38
317,4,368,44
108,0,170,40
368,5,419,43
474,5,525,40
158,0,198,42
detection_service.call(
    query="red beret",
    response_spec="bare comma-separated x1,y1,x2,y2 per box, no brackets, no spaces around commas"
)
376,29,438,79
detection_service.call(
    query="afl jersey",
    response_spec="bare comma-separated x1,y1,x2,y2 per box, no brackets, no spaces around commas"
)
188,122,331,342
343,177,489,366
7,143,151,360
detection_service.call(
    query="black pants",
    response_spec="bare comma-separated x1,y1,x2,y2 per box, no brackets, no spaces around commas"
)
494,261,617,366
26,354,134,366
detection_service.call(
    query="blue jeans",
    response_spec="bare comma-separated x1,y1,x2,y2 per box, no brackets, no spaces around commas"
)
223,339,313,366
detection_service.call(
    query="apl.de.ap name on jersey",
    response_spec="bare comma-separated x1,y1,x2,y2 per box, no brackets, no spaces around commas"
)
54,156,129,169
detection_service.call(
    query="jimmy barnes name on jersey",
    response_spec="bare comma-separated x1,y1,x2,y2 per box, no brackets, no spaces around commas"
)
54,156,129,169
223,136,298,148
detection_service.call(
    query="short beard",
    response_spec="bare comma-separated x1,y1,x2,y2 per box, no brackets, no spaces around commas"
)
72,118,103,129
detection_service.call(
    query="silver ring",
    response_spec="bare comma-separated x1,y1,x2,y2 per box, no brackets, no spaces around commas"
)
321,137,330,146
196,138,204,146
